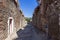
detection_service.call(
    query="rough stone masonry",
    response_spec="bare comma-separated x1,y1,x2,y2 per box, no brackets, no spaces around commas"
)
32,0,60,40
0,0,26,40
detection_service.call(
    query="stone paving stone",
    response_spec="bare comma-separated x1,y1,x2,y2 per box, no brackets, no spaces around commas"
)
16,24,48,40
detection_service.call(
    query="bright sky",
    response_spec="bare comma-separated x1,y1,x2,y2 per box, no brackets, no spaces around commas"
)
18,0,38,17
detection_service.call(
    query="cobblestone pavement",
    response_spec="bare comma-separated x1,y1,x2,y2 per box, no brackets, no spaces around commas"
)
15,24,48,40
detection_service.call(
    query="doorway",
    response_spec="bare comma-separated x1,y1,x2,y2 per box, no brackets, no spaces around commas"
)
8,17,14,35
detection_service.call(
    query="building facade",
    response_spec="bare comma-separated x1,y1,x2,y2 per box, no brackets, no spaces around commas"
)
32,0,60,40
0,0,26,40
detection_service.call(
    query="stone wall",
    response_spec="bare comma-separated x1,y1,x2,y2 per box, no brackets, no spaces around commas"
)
0,7,9,40
0,0,25,40
47,0,59,40
32,0,60,40
18,10,26,30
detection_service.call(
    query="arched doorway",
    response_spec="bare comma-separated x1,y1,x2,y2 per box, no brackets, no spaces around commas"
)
8,17,14,35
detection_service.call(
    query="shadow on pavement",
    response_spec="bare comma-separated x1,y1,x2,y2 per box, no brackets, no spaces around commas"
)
15,24,33,40
15,24,51,40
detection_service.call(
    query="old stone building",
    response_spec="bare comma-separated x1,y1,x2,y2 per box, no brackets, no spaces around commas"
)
46,0,59,40
32,0,60,40
0,0,26,40
32,0,48,32
19,10,27,30
32,6,40,28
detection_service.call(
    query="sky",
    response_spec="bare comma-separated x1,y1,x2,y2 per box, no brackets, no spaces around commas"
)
18,0,38,17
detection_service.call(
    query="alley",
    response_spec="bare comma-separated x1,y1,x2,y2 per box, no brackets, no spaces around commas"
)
0,0,59,40
15,23,48,40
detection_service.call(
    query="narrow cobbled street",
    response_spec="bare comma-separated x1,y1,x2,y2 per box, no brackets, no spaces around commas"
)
0,0,59,40
15,24,48,40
